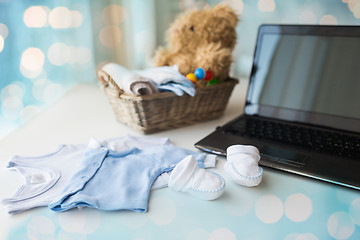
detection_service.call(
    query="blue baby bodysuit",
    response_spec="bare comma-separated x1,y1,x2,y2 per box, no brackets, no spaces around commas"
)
49,140,207,212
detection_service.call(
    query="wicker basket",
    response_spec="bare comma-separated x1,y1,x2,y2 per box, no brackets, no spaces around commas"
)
98,70,238,134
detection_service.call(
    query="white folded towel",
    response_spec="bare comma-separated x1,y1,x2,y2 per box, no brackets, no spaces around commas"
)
101,63,158,95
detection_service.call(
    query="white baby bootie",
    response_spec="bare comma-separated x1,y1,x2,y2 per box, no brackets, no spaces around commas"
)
168,155,225,200
224,145,263,187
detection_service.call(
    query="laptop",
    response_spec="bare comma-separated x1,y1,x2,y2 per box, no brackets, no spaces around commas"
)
195,24,360,190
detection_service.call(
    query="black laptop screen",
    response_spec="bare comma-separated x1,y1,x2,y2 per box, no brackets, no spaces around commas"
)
246,25,360,132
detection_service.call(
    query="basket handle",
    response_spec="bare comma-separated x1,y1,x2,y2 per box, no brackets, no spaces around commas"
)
97,70,124,95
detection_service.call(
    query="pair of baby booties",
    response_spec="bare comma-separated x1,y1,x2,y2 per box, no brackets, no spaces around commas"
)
168,145,263,200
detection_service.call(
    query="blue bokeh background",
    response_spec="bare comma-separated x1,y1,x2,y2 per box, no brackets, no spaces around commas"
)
0,0,359,138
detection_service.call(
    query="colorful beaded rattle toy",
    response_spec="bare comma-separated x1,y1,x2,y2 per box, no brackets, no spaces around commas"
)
186,68,219,87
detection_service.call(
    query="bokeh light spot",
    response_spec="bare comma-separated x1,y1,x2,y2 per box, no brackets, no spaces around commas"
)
352,2,360,18
0,35,4,53
48,42,70,66
27,216,55,237
67,46,78,64
0,23,9,39
1,97,23,120
320,14,338,25
48,43,91,65
258,0,276,12
347,0,357,12
255,194,283,223
228,0,244,15
49,7,72,29
71,10,83,28
327,212,355,240
20,64,43,79
32,78,50,102
284,194,313,222
99,25,122,47
23,6,49,28
102,4,126,25
32,79,65,103
20,48,45,78
349,198,360,225
1,84,24,101
21,48,45,71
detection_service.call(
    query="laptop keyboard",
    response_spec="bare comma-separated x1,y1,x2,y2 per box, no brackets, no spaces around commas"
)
224,117,360,160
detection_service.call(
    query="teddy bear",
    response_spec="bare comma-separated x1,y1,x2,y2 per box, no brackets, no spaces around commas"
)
153,4,238,82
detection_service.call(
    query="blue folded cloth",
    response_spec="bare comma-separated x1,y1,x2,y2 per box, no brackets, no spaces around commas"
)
136,65,196,96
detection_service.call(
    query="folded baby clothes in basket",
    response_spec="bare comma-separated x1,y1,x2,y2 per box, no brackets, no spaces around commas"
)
101,63,158,95
136,65,196,96
101,63,195,96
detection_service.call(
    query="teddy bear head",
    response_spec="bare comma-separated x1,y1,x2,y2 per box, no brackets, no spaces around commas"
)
154,4,238,81
167,4,238,53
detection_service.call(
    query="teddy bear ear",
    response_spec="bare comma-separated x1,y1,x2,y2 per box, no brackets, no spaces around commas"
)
212,4,238,28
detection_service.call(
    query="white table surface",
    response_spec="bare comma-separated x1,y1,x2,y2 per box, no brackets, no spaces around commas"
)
0,80,359,240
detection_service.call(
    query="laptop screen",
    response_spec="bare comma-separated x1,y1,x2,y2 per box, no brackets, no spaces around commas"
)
245,25,360,133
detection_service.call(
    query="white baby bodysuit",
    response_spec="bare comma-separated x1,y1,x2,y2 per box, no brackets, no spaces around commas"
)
1,135,216,214
49,139,211,212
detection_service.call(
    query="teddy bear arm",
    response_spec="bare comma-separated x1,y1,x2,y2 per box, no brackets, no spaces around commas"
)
154,47,173,67
173,55,194,76
154,49,193,76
